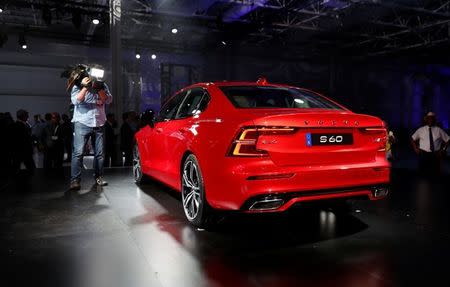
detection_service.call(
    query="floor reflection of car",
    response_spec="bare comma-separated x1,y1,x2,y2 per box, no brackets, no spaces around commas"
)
133,79,390,227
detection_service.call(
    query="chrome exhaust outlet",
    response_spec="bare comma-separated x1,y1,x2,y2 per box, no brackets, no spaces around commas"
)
373,186,389,198
249,197,285,211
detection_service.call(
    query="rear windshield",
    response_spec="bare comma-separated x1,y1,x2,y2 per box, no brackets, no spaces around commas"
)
220,86,343,110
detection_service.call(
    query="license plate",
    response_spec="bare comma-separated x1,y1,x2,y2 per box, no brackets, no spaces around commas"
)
306,133,353,146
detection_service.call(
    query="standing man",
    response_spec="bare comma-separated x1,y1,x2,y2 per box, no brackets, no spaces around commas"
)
411,112,449,176
10,109,35,175
31,114,45,146
41,112,64,172
68,67,112,190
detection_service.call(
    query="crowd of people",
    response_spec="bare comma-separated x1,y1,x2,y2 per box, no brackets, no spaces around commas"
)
0,109,140,179
1,108,449,186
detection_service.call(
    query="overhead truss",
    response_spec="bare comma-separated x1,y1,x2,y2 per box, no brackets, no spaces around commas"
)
0,0,449,56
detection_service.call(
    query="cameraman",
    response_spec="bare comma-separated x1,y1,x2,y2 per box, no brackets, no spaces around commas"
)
69,73,112,191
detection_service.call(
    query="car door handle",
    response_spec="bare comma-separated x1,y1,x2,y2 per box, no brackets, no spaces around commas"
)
156,128,163,133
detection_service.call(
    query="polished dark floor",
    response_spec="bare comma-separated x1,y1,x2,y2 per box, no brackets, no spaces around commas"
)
1,158,450,287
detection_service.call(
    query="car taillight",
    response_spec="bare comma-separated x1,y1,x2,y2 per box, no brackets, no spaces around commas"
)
228,126,297,157
359,127,387,151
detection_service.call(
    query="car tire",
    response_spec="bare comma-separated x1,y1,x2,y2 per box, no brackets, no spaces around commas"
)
181,154,215,228
133,143,148,184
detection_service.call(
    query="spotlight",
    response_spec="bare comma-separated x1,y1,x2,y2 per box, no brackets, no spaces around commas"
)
0,8,3,13
19,34,27,49
42,7,52,25
90,68,104,79
92,18,100,25
221,40,227,46
135,49,141,59
151,54,156,60
171,28,178,34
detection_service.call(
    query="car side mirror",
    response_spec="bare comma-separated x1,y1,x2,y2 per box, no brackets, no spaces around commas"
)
140,109,155,128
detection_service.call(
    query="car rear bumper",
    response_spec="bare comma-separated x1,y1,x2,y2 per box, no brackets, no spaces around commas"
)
240,184,389,212
204,158,390,211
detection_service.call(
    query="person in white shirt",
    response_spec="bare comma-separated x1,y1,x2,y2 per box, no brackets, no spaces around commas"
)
411,112,449,175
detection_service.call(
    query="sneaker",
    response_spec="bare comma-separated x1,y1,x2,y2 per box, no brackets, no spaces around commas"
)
95,177,108,186
69,180,81,191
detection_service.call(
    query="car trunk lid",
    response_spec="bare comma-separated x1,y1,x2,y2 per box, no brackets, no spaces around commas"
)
242,110,385,167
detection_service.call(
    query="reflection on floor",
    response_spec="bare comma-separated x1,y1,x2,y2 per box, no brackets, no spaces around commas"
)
1,165,449,287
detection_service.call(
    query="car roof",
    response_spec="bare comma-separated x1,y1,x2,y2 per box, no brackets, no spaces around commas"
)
164,80,349,111
186,80,298,90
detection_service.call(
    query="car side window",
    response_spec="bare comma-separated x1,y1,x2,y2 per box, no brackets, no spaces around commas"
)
157,91,186,121
175,88,210,119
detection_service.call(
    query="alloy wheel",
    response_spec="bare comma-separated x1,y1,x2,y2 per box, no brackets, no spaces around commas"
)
133,144,143,182
182,158,202,221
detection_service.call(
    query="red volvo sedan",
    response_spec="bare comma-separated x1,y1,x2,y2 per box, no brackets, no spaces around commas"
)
134,79,390,227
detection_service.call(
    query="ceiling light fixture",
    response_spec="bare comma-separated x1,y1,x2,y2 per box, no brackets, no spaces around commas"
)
151,54,156,60
0,8,3,13
92,18,100,25
19,34,27,49
171,28,178,34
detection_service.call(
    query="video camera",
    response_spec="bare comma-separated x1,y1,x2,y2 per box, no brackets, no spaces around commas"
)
61,64,106,92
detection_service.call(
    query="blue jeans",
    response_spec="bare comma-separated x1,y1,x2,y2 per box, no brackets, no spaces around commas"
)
71,122,104,182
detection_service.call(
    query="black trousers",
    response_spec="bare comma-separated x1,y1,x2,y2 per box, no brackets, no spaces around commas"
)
418,150,441,176
105,146,117,167
43,145,64,170
122,149,133,166
64,138,72,161
12,154,35,175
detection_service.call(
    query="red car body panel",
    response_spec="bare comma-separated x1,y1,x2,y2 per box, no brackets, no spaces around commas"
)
135,81,390,212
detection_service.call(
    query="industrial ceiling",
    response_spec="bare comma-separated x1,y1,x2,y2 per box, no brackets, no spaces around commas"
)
1,0,449,59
